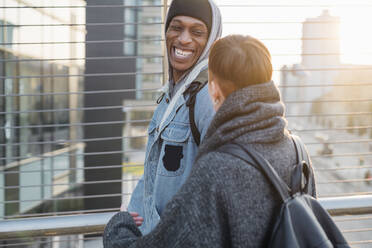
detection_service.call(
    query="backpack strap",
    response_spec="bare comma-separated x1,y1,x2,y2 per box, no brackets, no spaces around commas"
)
217,143,291,202
290,135,313,195
184,69,208,146
292,135,310,166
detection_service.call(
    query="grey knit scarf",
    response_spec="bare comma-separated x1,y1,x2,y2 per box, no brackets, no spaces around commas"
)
196,81,288,160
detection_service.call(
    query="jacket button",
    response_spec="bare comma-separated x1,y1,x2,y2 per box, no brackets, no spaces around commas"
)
166,98,169,103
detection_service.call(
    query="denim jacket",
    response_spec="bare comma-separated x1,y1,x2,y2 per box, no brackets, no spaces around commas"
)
127,80,215,235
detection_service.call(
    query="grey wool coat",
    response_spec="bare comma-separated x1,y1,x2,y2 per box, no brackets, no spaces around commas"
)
103,81,316,248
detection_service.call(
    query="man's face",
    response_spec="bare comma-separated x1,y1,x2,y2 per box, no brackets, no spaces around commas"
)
166,16,208,76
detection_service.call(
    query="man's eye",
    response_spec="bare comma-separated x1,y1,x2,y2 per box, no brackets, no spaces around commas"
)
170,25,182,31
192,30,206,36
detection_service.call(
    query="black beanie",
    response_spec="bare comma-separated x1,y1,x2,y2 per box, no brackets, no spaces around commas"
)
165,0,212,35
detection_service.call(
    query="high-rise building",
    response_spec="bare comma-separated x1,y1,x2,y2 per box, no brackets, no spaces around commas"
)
301,10,340,102
281,10,340,116
281,10,372,138
135,0,163,100
0,0,85,219
302,10,340,69
84,0,163,211
84,0,137,211
121,0,163,208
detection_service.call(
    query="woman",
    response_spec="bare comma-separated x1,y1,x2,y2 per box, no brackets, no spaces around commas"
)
104,35,316,248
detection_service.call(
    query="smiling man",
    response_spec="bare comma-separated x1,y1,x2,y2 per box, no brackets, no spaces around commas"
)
166,16,209,83
117,0,222,236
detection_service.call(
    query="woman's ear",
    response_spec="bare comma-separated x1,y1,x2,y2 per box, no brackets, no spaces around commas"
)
208,70,218,100
209,79,218,100
208,71,224,110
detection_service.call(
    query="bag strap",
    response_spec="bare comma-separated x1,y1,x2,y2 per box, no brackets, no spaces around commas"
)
184,69,208,146
217,143,291,202
290,135,313,195
292,135,310,166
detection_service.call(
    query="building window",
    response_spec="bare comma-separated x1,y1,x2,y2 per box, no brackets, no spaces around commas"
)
0,20,15,49
123,0,138,55
124,42,136,55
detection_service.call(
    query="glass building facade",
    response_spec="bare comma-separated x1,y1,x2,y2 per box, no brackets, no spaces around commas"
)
0,0,86,219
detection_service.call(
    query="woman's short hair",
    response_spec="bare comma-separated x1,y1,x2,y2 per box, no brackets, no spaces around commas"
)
209,35,272,90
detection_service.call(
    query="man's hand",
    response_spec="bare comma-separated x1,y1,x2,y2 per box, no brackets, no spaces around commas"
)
129,212,144,227
120,204,144,227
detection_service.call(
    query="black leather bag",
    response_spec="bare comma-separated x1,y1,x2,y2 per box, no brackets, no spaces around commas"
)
218,135,350,248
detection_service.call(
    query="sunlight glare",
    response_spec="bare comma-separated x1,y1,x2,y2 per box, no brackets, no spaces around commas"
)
337,7,372,64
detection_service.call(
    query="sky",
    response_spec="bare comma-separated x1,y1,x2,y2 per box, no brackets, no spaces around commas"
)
214,0,372,77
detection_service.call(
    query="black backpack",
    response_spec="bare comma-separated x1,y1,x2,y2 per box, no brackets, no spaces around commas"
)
218,135,350,248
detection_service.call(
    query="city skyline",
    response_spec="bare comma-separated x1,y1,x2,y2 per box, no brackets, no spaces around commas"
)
216,0,372,68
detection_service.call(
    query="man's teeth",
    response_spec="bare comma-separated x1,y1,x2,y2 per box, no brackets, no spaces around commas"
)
175,48,192,57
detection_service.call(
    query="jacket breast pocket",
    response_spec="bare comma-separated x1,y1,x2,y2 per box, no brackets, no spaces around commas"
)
158,122,190,176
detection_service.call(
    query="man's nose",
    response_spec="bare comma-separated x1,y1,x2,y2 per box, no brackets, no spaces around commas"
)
177,30,192,44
